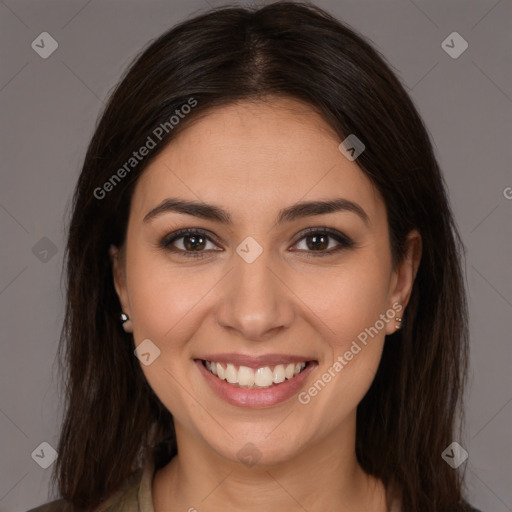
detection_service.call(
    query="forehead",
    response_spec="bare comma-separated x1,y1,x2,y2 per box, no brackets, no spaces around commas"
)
130,98,384,226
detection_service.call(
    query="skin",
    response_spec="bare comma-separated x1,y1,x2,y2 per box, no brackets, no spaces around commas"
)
110,97,422,512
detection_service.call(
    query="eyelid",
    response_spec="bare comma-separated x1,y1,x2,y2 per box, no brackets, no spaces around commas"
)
291,226,353,246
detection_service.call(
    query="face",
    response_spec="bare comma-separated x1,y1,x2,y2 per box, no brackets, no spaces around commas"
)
111,97,420,467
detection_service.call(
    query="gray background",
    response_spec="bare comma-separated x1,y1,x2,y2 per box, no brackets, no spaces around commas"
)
0,0,511,511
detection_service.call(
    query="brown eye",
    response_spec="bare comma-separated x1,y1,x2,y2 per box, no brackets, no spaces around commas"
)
181,233,207,251
160,228,221,258
291,228,354,257
303,233,330,251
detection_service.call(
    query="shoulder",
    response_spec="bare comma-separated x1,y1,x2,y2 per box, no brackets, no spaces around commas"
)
464,505,484,512
25,468,144,512
26,500,71,512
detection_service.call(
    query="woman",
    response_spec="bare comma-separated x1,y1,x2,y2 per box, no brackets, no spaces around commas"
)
28,2,482,511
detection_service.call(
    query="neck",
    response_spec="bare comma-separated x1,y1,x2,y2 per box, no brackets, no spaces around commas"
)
152,415,389,512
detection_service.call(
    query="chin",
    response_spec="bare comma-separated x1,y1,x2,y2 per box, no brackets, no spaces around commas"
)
206,430,305,468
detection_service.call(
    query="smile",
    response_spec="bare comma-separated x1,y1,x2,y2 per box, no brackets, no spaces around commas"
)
203,360,308,389
195,356,318,407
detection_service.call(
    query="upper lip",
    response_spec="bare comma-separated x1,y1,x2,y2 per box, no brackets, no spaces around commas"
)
197,353,316,369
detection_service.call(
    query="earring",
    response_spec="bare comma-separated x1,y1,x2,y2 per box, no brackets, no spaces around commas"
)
395,317,402,330
120,312,133,333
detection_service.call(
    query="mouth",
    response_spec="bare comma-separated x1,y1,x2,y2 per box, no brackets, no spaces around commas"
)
201,359,310,389
194,356,318,408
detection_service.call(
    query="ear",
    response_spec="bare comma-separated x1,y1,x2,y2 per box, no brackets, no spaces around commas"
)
109,244,132,318
385,230,422,335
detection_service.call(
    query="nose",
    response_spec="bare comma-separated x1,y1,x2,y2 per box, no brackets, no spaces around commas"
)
214,247,296,342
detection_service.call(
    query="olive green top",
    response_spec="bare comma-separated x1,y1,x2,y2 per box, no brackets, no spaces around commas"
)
26,459,155,512
27,457,403,512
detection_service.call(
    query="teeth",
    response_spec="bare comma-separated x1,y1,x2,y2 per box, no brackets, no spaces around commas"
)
285,363,295,379
255,367,273,387
238,366,255,386
273,364,285,384
204,360,307,389
225,363,238,384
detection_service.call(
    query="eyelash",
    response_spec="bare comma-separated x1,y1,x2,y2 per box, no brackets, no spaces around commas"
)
159,227,354,259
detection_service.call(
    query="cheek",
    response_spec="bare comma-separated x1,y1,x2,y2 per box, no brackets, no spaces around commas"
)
126,252,210,345
125,255,215,428
295,253,391,347
297,252,391,403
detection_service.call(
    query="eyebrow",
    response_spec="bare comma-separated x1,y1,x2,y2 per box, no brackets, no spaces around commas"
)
143,197,369,226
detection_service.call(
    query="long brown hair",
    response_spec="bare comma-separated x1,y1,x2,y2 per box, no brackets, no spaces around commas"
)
53,2,471,510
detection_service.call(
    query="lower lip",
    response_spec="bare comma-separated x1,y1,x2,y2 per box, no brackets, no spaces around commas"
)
195,359,317,408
